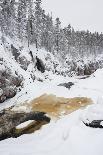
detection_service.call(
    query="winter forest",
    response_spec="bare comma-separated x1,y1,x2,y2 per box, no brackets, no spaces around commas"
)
1,0,103,76
1,0,103,155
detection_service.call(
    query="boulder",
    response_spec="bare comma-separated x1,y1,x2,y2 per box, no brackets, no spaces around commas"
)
0,95,6,103
17,55,30,71
10,76,23,87
83,120,103,128
0,76,6,87
0,69,23,103
36,56,45,73
58,82,74,89
0,109,50,141
11,44,20,60
3,87,16,99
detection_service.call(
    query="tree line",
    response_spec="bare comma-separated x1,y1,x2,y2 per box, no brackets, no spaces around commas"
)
0,0,103,60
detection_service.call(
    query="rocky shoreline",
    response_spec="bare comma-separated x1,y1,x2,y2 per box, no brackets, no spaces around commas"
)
0,107,50,141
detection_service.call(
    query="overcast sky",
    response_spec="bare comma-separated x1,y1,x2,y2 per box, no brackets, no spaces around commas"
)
42,0,103,33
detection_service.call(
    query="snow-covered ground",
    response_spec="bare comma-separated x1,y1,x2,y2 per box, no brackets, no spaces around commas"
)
0,67,103,155
0,109,103,155
1,35,103,155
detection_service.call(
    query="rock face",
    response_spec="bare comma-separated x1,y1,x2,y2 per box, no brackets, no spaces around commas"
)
17,55,30,71
0,69,23,103
58,82,74,89
0,95,6,103
0,56,23,103
11,45,30,71
0,108,50,141
84,120,103,128
36,56,45,73
11,44,20,60
3,87,16,99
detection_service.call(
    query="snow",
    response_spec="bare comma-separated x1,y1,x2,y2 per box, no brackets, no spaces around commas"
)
82,98,103,123
100,121,103,126
0,89,3,96
0,68,103,155
16,120,35,129
1,110,103,155
0,64,5,71
1,35,103,155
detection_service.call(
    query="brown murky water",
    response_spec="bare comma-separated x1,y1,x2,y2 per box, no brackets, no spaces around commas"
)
29,94,93,118
13,94,93,136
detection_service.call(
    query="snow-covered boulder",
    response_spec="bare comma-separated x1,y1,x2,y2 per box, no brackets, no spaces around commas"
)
82,97,103,128
58,82,74,89
17,55,30,71
0,95,6,103
0,67,23,103
0,108,50,141
3,86,16,99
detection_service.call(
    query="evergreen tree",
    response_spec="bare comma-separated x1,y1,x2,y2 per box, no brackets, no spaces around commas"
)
41,13,54,52
0,0,103,69
54,17,61,52
17,0,27,40
0,0,11,35
34,0,42,50
9,0,16,37
64,24,72,52
27,0,34,47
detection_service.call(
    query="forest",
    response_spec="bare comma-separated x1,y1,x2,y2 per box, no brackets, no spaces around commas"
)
0,0,103,75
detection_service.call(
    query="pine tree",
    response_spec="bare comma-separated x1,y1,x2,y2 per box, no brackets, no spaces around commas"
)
41,13,54,52
27,0,34,47
9,0,17,37
34,0,42,50
64,24,72,52
0,0,11,35
17,0,27,41
54,17,61,52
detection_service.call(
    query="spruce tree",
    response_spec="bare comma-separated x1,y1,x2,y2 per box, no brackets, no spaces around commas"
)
54,17,61,52
17,0,27,41
34,0,42,50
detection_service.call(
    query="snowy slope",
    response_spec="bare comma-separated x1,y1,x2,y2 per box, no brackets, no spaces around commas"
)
0,34,64,85
0,67,103,155
0,32,74,108
0,110,103,155
1,33,103,155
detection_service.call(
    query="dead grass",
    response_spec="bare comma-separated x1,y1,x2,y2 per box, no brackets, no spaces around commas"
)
29,94,93,118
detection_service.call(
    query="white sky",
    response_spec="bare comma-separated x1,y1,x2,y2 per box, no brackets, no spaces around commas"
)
42,0,103,33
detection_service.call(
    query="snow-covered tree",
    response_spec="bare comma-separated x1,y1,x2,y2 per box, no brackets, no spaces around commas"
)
34,0,42,50
54,17,61,52
17,0,27,40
